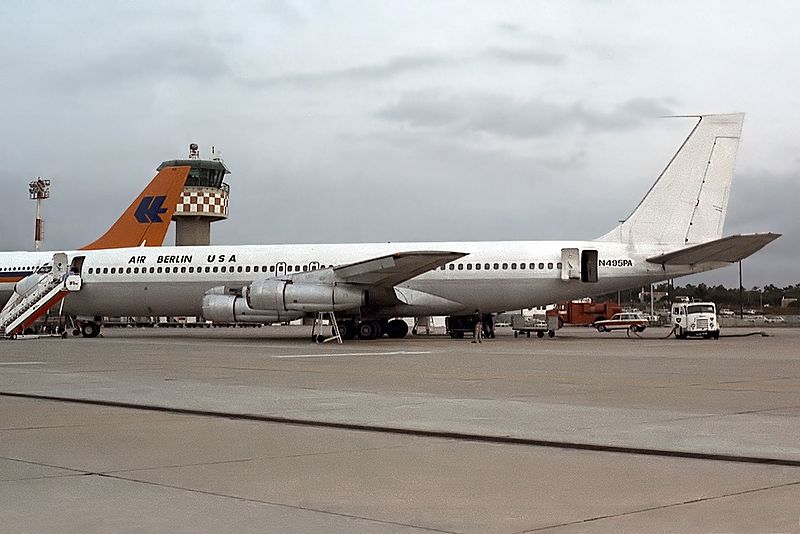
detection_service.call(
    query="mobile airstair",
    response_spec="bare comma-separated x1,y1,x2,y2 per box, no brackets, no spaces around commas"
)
0,253,81,339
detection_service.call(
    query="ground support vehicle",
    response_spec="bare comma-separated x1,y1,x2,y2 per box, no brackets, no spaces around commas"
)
671,302,720,339
552,300,622,327
512,314,559,338
445,314,495,339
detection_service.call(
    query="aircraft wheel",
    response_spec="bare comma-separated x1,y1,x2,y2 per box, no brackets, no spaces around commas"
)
81,321,101,338
386,319,409,339
337,321,357,340
358,320,380,340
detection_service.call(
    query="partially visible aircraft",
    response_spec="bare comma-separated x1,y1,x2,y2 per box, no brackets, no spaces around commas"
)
9,114,783,340
0,165,189,305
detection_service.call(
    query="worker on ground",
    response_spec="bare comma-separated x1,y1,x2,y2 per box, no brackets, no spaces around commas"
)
472,309,483,343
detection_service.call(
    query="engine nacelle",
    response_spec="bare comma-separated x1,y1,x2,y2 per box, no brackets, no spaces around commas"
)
246,279,365,313
201,293,301,324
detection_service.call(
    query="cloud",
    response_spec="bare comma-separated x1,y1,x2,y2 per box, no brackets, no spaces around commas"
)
377,93,673,139
244,54,456,87
482,47,566,66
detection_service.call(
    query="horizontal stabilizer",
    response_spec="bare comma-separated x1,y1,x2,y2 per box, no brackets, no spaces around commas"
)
646,233,781,265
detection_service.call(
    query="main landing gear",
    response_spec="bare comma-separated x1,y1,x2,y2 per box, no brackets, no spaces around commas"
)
335,319,409,340
73,318,101,338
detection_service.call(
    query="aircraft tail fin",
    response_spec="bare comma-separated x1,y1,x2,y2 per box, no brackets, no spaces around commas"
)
596,113,744,245
81,166,189,250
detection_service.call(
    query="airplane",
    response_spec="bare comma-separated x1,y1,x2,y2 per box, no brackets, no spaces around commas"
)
7,113,781,340
0,165,190,308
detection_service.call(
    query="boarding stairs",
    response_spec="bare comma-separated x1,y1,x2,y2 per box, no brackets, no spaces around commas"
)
1,253,80,338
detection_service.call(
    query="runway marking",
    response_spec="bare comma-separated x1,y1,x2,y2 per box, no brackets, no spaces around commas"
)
0,362,45,365
2,391,800,469
272,350,431,359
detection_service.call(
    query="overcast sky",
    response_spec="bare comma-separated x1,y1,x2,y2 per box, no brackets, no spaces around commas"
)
0,1,797,287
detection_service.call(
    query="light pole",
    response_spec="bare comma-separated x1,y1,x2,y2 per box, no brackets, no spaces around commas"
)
29,178,50,251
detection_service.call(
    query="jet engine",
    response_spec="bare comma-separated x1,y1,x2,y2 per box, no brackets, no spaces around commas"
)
246,279,365,313
201,292,301,324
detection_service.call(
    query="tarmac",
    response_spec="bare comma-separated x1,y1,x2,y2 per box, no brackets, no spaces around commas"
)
1,325,799,533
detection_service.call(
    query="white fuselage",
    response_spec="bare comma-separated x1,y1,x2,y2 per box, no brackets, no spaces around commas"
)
55,240,721,319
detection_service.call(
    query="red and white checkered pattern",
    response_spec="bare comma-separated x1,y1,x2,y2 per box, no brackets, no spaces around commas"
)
176,189,229,217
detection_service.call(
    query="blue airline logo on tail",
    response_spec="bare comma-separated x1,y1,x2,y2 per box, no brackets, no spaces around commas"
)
134,196,168,223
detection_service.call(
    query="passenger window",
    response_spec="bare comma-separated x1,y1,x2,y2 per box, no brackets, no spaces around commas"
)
529,263,535,269
110,268,116,274
103,268,109,274
204,266,210,273
165,267,171,273
557,262,562,269
511,263,517,269
538,263,544,269
245,266,251,273
181,267,187,274
502,263,508,269
458,264,464,270
287,265,293,272
188,267,194,273
475,263,481,270
484,263,490,270
269,266,275,272
212,266,218,273
238,266,243,273
87,268,93,274
302,265,308,272
221,266,227,273
520,263,525,270
493,263,499,269
133,267,139,274
548,262,554,269
157,267,163,273
449,264,455,270
466,264,472,270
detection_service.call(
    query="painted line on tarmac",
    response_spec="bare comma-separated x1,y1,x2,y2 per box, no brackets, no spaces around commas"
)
2,391,799,468
0,362,45,366
271,351,432,359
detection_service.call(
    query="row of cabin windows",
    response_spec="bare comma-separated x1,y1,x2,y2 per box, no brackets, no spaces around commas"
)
440,261,562,271
2,266,35,272
85,264,335,276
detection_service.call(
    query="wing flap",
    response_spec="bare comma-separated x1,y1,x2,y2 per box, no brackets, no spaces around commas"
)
646,233,781,265
287,251,466,288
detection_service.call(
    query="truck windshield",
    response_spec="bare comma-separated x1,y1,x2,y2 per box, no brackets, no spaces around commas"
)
687,304,715,314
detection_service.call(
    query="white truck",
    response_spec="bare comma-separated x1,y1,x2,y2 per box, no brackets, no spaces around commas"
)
671,302,720,339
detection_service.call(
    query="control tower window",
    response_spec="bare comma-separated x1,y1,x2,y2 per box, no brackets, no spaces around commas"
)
185,167,225,188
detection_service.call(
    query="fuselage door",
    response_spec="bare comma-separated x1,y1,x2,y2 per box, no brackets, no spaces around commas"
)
581,250,598,283
560,248,580,281
275,262,287,277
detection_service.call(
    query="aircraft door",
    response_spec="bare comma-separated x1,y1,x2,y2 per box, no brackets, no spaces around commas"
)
69,256,85,276
560,248,580,281
581,250,598,283
275,262,287,277
309,261,320,271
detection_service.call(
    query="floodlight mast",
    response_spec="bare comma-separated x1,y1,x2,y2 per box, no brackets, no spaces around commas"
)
28,178,50,251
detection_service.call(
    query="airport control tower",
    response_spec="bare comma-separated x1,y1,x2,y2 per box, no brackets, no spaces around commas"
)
160,144,230,246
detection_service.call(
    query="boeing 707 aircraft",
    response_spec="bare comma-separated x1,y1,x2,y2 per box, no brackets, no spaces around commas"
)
4,114,780,339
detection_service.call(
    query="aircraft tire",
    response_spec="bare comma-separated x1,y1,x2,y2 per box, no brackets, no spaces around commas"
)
357,320,380,340
81,321,100,338
337,321,357,340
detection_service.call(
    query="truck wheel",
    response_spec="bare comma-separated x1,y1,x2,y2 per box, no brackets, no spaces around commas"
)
526,332,531,338
537,331,544,338
513,331,518,338
596,325,607,332
548,330,555,338
713,331,720,340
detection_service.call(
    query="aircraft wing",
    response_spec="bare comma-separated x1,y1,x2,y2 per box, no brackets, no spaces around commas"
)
646,233,781,265
291,251,466,287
